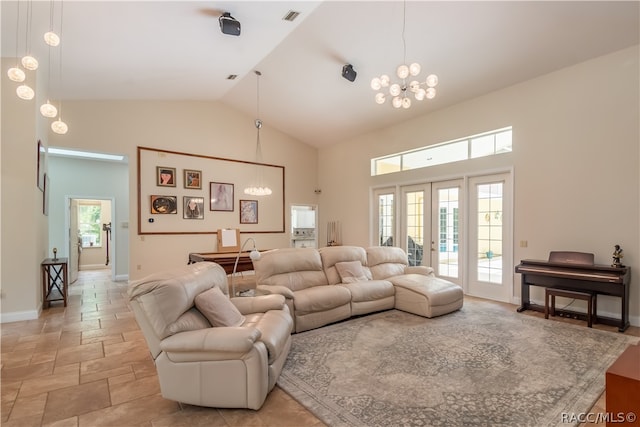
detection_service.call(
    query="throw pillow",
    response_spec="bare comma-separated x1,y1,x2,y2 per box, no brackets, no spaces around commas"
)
335,260,368,284
167,308,212,335
194,286,245,327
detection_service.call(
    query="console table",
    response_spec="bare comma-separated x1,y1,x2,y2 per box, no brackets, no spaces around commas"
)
188,251,263,275
41,257,68,308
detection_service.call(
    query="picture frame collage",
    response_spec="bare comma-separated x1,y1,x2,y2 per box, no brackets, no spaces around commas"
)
137,146,284,235
151,166,258,222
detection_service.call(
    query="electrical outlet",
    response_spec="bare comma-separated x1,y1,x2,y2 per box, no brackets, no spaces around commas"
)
137,265,142,270
520,240,528,248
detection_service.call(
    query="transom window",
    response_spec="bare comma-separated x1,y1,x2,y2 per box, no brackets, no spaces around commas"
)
371,127,512,176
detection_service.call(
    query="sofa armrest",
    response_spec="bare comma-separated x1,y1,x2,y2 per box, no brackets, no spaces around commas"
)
160,326,261,355
256,284,295,299
404,266,434,276
231,294,286,315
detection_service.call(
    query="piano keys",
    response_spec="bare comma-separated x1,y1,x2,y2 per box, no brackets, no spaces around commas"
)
515,251,630,332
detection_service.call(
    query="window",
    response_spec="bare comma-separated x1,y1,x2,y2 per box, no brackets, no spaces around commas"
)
78,201,103,248
476,182,503,284
372,127,512,176
378,193,394,246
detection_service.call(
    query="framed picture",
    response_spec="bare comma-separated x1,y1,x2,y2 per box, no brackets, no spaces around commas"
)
150,195,177,214
210,182,234,211
43,173,50,215
183,169,202,189
37,140,45,191
156,166,176,187
183,196,204,219
240,200,258,224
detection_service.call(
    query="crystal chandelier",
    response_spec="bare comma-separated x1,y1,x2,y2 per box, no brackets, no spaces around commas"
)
370,1,438,109
244,71,272,196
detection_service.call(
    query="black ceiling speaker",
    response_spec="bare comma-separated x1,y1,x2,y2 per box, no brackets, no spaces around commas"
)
219,12,241,36
342,64,357,82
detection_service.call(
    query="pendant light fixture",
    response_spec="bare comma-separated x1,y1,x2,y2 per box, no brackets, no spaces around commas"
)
243,71,272,196
21,0,38,71
7,1,26,83
40,0,58,118
44,0,60,46
51,0,68,134
370,1,438,109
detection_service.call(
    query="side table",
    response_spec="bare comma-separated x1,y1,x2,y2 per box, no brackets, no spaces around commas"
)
606,343,640,426
41,257,68,308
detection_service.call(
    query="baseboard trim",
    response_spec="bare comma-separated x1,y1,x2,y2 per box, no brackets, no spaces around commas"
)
114,274,129,282
1,308,40,323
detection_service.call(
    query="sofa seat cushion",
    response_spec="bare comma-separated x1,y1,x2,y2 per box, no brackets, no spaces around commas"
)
244,310,293,364
293,285,352,315
389,274,463,317
340,279,394,302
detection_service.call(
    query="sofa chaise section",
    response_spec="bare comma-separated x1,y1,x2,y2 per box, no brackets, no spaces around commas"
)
367,246,464,317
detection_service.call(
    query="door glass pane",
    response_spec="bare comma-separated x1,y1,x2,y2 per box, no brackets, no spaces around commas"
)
438,188,459,278
405,191,424,266
378,194,394,246
477,182,503,284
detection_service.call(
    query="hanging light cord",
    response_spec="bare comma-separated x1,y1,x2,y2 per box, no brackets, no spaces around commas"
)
401,0,407,69
57,0,64,117
25,0,33,55
13,1,21,64
254,71,263,162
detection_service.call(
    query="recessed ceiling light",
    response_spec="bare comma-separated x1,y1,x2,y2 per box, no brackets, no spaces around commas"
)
48,147,125,162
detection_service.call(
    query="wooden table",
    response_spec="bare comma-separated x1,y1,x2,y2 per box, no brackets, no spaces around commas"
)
606,343,640,426
188,251,262,275
41,257,68,308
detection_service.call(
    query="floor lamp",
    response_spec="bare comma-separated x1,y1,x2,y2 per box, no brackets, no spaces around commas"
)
230,238,261,297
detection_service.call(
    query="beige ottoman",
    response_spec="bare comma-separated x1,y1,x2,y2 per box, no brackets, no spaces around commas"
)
388,274,463,318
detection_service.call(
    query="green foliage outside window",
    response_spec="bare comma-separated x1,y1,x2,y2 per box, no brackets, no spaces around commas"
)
79,204,102,247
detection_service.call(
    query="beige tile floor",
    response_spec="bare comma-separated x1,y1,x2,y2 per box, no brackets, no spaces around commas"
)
1,269,637,426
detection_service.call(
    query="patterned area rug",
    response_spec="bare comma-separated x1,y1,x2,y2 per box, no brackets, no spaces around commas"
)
278,298,638,427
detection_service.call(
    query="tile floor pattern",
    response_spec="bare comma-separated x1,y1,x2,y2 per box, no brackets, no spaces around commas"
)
1,270,637,426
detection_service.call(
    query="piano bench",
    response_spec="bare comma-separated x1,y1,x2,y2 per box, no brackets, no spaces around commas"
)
544,288,596,328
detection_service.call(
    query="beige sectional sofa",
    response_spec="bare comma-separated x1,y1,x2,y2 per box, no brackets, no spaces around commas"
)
253,245,464,333
128,261,293,410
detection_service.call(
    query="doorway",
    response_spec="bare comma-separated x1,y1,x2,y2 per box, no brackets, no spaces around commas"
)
66,197,115,283
291,204,317,248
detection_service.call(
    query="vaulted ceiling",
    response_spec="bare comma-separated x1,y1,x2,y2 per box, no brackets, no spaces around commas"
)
2,1,638,147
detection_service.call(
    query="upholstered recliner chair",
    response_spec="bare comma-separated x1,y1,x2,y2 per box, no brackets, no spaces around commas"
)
128,261,293,410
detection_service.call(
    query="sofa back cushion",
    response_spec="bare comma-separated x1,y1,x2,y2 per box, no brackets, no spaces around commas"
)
366,246,409,280
128,262,228,341
319,246,372,285
253,248,328,292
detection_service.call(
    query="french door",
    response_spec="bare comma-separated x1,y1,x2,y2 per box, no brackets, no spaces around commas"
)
373,171,512,302
467,173,513,302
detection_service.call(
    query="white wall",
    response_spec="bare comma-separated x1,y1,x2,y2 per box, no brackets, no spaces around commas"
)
47,159,126,274
317,46,639,325
46,101,319,280
1,57,50,322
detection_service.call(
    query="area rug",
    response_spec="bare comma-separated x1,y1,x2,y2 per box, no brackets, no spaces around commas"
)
278,298,639,427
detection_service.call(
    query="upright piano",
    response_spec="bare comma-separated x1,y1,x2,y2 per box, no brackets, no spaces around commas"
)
515,251,630,332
